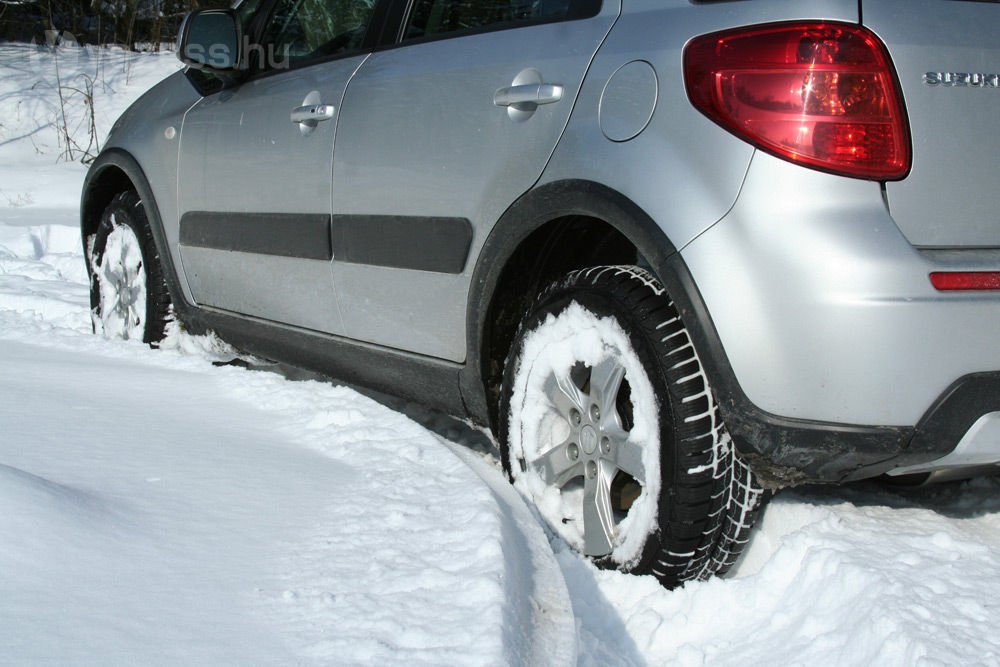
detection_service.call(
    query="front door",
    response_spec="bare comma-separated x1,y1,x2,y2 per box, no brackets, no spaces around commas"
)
177,0,377,334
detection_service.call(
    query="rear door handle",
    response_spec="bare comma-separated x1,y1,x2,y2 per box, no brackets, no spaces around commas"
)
493,83,563,108
290,104,335,126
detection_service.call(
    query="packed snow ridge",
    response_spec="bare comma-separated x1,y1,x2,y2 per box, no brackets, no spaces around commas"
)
2,42,1000,666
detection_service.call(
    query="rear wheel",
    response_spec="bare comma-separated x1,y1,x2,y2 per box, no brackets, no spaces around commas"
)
500,265,764,587
88,191,171,344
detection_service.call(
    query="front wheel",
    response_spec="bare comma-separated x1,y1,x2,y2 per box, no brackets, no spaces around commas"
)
88,190,171,344
500,265,764,588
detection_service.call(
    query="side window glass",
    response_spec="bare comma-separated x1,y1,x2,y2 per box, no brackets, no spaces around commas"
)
234,0,266,32
403,0,591,42
258,0,375,70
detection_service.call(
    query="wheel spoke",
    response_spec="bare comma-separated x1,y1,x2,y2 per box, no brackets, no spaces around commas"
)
128,301,143,329
531,441,583,488
614,440,645,482
126,282,143,308
590,356,625,420
602,419,629,445
582,459,616,556
102,264,123,287
543,371,587,422
103,310,123,338
119,235,130,265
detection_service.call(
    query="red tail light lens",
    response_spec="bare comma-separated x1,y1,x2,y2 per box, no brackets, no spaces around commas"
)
930,272,1000,291
684,22,911,180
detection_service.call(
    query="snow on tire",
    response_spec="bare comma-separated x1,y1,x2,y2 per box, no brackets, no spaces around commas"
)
88,190,171,345
500,265,765,588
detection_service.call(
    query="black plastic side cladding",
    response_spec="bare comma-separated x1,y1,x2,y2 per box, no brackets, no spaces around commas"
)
193,308,468,418
331,214,473,274
180,211,333,260
83,159,970,487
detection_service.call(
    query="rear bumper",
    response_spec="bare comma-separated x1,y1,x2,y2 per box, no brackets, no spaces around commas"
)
662,152,1000,485
889,376,1000,477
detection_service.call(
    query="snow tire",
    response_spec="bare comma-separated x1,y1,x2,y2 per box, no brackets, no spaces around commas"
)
500,265,765,588
88,190,171,345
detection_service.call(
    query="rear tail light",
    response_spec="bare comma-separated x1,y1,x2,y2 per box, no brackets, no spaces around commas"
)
930,272,1000,291
684,22,911,180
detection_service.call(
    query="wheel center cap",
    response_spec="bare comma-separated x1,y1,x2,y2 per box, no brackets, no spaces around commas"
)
580,425,598,455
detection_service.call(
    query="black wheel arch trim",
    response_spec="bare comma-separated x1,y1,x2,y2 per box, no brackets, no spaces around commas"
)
82,148,198,328
461,179,947,486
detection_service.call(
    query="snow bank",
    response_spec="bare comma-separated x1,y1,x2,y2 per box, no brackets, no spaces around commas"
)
0,218,574,665
563,483,1000,666
0,36,578,655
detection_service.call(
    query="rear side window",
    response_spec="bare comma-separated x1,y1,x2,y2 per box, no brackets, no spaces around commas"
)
402,0,600,42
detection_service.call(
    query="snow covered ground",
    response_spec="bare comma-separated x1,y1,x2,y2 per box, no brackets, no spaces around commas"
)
2,41,1000,665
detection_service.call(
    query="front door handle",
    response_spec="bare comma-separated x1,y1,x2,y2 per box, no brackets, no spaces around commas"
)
290,104,335,126
493,83,563,108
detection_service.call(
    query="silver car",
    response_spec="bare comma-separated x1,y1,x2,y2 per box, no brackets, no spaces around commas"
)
82,0,1000,588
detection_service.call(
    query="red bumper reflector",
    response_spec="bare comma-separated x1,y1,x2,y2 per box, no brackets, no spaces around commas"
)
930,272,1000,291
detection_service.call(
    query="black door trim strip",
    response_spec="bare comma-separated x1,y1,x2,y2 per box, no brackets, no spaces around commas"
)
331,215,473,274
180,211,333,260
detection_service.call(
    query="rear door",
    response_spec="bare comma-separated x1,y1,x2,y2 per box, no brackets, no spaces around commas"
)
329,0,619,361
864,0,1000,247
